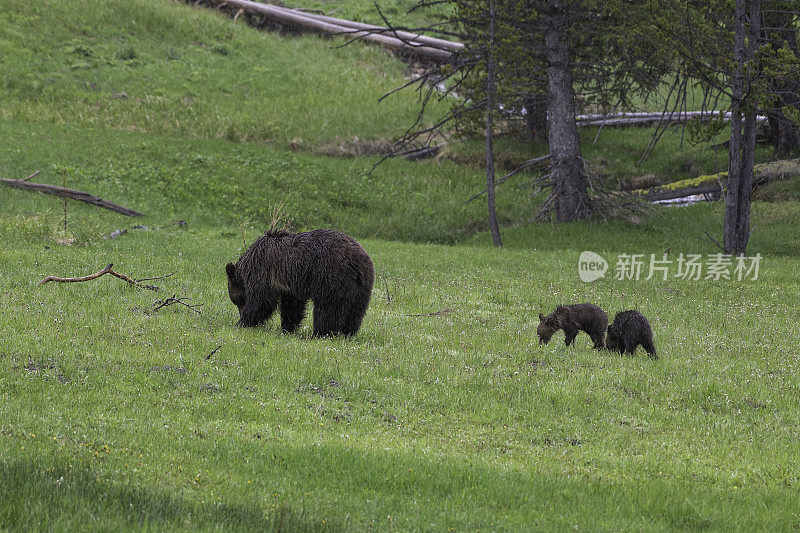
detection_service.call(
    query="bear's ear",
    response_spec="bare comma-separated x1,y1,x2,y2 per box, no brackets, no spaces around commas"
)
225,262,237,279
538,313,544,322
607,325,613,334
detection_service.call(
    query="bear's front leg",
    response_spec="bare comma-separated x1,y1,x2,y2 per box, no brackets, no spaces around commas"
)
563,329,578,346
237,295,277,327
280,293,307,333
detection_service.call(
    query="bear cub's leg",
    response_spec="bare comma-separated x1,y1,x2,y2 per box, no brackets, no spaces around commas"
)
563,328,579,346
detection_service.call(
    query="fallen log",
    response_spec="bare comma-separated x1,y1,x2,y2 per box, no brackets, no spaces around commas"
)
639,160,800,202
202,0,452,62
576,111,767,127
1,175,144,217
284,8,463,51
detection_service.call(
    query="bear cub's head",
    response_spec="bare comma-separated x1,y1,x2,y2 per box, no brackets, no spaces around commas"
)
537,312,558,345
226,263,246,308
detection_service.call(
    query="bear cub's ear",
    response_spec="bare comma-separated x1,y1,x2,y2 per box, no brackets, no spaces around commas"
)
538,313,545,321
225,263,237,279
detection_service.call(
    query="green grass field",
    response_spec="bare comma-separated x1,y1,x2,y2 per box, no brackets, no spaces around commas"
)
2,0,799,530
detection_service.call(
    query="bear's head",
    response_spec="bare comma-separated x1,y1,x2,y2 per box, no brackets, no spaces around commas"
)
226,262,246,308
537,312,557,345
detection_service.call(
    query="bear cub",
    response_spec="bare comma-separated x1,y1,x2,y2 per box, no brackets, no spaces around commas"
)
537,303,608,349
605,310,657,358
226,228,374,337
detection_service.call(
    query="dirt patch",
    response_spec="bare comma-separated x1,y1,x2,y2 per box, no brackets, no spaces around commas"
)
20,358,64,382
290,137,395,158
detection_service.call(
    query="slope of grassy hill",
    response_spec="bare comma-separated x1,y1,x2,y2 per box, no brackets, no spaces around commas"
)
0,0,436,146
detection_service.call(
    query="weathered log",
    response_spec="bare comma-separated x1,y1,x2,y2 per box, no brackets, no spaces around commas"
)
202,0,452,62
284,8,462,51
576,111,768,127
1,176,144,217
640,160,800,202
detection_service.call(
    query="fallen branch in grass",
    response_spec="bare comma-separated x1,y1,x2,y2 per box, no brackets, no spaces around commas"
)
1,172,144,217
39,263,163,291
152,295,203,314
404,308,453,317
205,345,223,360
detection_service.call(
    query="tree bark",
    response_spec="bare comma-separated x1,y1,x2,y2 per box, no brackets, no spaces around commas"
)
543,1,591,222
723,0,760,255
485,0,502,247
524,94,548,143
763,8,800,157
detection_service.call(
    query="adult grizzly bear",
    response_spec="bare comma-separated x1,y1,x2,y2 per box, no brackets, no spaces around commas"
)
605,310,657,358
226,229,374,337
537,303,608,349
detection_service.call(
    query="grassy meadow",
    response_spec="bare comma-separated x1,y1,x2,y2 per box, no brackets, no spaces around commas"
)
2,0,800,530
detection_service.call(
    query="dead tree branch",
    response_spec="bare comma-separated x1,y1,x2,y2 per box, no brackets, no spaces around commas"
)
1,174,144,217
39,263,161,291
152,294,203,313
205,345,223,360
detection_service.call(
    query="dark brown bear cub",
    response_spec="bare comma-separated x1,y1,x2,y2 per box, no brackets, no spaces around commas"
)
605,310,657,358
537,303,608,349
226,228,374,337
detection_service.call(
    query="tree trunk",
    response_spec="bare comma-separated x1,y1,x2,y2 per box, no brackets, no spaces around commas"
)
543,1,591,222
723,0,760,255
763,8,800,157
524,94,548,143
485,0,502,247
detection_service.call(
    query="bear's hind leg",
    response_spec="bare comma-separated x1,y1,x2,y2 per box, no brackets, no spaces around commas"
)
623,338,637,355
311,302,346,337
340,300,368,337
280,293,307,334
